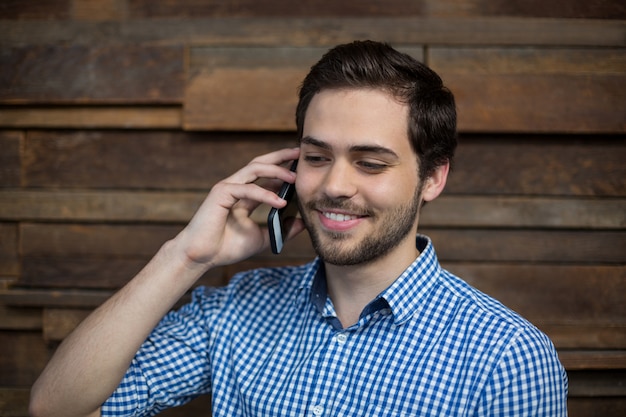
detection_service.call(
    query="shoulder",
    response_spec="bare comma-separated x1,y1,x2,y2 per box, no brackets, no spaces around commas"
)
437,269,568,409
191,261,314,308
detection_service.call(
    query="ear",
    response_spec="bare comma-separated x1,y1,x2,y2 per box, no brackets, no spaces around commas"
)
421,162,450,203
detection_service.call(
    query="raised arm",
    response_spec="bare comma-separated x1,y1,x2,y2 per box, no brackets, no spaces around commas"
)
29,147,303,417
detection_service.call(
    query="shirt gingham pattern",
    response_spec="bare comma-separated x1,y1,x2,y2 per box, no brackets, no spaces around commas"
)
102,235,568,416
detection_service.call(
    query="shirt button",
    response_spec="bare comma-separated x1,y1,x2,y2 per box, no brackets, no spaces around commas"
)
312,405,324,415
336,333,347,344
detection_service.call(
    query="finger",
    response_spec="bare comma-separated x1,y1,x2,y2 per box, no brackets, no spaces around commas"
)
214,182,289,211
227,148,300,185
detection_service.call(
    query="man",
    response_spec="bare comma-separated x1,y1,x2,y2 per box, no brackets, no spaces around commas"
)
30,41,568,417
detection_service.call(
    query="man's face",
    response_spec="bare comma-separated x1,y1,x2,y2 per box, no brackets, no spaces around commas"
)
296,88,423,266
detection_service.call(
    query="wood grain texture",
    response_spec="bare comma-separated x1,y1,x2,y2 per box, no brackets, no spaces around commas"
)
0,224,19,277
19,131,625,195
2,190,624,229
429,48,626,133
0,106,182,129
21,130,298,189
0,45,185,104
2,18,624,48
0,131,22,187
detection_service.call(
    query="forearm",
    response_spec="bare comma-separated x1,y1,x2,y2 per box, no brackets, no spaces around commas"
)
30,238,208,417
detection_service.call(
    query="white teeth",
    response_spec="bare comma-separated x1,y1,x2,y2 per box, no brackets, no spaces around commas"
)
323,212,358,222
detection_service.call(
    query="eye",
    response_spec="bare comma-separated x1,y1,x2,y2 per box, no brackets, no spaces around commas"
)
303,154,330,166
357,160,389,173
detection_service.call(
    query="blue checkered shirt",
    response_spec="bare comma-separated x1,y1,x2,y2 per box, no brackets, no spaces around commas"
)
102,235,568,416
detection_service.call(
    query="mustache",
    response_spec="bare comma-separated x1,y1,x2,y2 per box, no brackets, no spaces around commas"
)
304,196,373,217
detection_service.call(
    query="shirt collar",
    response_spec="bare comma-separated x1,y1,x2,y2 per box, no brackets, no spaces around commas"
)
296,235,442,326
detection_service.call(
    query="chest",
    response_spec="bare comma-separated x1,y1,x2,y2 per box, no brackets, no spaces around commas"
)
209,299,500,416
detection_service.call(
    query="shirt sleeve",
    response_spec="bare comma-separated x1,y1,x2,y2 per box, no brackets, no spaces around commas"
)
101,286,220,417
478,326,569,417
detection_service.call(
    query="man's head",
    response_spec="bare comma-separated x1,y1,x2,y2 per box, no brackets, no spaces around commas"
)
296,40,457,181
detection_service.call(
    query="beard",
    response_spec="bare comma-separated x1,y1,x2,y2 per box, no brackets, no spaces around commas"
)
298,186,422,266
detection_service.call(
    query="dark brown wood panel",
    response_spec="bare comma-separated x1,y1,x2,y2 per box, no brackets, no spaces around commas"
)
126,0,626,19
21,223,181,257
3,191,623,229
20,257,227,290
447,263,625,322
559,351,626,370
0,106,182,129
468,0,626,19
0,190,205,223
0,45,185,104
22,131,298,189
2,18,624,48
429,48,626,133
0,387,30,417
17,222,626,277
0,131,22,187
0,0,70,19
427,229,626,263
184,67,305,131
0,331,50,386
568,397,626,417
184,46,424,130
0,223,19,277
20,131,626,195
128,0,425,18
0,305,41,331
447,136,626,197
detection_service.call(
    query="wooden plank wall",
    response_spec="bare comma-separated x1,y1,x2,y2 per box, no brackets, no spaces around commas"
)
1,1,625,416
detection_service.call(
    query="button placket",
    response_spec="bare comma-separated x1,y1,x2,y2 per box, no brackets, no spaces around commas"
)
312,404,324,415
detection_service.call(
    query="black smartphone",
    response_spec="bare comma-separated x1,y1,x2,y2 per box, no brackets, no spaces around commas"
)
268,160,298,254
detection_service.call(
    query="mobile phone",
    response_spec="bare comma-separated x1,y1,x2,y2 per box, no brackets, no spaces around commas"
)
268,160,298,254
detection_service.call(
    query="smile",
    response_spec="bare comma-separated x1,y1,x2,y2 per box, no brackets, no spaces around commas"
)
322,211,361,222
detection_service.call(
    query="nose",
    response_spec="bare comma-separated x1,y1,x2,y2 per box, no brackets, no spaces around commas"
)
322,159,357,199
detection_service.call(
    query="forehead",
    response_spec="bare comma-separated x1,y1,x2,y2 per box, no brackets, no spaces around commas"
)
302,88,412,154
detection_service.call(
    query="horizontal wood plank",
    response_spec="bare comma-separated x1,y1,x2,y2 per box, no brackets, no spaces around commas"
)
447,136,626,197
0,331,50,386
42,308,90,342
1,18,624,47
429,47,626,133
184,67,304,131
19,130,625,196
428,229,626,263
21,130,298,189
0,305,41,331
127,0,626,19
18,223,626,263
0,224,19,277
0,387,30,417
568,397,626,417
1,190,624,229
0,131,22,187
0,45,185,104
184,46,424,130
0,288,113,308
559,350,626,370
184,47,625,132
19,257,227,289
0,106,182,129
447,263,626,321
568,370,626,397
543,325,626,350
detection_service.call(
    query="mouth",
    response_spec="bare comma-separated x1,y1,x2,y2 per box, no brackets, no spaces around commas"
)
321,211,362,222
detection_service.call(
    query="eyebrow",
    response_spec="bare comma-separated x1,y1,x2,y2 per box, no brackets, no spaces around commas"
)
301,136,400,159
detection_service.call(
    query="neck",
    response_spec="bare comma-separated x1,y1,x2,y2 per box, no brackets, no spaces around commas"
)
323,238,419,327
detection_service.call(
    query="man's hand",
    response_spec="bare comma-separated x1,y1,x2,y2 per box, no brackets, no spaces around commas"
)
173,147,304,270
